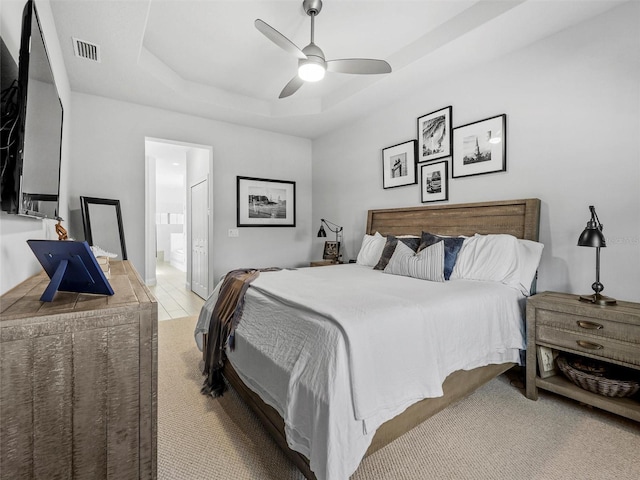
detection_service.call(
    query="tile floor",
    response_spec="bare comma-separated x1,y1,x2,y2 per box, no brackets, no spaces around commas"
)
149,261,205,321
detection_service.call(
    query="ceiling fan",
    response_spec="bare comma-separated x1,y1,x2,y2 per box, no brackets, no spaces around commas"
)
255,0,392,99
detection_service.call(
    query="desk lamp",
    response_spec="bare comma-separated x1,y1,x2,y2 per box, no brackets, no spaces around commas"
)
317,218,343,261
577,205,616,305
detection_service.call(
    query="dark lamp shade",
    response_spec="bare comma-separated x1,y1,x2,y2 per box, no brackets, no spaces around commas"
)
577,227,606,248
317,225,327,237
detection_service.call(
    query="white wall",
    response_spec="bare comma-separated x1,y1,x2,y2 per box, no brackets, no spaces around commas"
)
0,0,72,295
156,163,185,268
187,148,210,181
68,93,312,283
312,2,640,302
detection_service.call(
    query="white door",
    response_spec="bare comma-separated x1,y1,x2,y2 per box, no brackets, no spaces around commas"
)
190,179,208,299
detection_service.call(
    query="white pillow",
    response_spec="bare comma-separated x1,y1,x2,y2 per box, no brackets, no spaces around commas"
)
356,232,386,267
516,239,545,295
451,234,543,295
383,240,445,282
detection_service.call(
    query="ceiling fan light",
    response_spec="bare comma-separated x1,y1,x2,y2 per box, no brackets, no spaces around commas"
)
298,62,325,82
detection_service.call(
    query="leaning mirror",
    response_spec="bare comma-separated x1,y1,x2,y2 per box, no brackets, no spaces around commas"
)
80,196,128,260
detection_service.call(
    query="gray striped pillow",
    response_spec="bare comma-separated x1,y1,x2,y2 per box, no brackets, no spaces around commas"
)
383,240,445,282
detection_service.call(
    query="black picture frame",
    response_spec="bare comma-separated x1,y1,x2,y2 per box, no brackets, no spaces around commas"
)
452,114,507,178
80,196,128,260
382,140,418,189
322,241,340,261
420,161,449,203
237,176,296,227
417,106,452,163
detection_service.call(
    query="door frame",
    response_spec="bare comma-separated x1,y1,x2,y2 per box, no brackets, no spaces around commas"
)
144,137,213,293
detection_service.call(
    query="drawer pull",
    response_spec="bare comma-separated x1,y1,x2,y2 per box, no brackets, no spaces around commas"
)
576,320,603,330
576,340,604,350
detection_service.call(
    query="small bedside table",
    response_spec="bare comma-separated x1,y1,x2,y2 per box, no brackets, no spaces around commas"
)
310,260,343,267
526,291,640,421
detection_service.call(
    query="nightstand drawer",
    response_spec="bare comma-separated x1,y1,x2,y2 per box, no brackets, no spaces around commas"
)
537,309,640,344
537,325,640,366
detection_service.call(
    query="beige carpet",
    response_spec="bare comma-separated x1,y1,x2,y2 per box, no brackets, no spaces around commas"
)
158,316,640,480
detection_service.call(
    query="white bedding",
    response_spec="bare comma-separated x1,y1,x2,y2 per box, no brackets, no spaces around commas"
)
195,264,526,480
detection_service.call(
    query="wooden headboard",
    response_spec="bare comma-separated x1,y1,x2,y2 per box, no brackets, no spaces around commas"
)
366,198,541,241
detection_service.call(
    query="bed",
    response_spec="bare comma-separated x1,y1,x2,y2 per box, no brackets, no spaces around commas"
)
196,198,541,480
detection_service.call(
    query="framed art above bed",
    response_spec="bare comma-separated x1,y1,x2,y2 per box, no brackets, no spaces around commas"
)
452,114,507,178
420,160,448,203
381,140,417,189
417,106,452,163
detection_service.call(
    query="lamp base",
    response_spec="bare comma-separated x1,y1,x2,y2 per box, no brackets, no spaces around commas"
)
579,293,617,306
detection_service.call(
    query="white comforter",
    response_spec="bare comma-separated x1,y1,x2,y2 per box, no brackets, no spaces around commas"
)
195,264,526,480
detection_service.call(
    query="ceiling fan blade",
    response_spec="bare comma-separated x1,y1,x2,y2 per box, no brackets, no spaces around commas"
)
279,76,305,99
255,19,307,60
326,59,392,75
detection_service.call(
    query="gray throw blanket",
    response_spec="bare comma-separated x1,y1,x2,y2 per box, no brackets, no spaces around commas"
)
201,268,279,397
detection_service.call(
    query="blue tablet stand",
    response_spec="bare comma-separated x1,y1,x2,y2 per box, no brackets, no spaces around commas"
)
27,240,114,302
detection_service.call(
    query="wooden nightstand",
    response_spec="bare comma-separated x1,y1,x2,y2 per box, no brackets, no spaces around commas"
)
310,260,343,267
526,291,640,421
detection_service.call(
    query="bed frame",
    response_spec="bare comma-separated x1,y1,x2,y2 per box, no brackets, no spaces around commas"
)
221,198,541,479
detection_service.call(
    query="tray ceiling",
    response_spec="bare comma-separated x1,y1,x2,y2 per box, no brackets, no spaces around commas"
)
50,0,624,139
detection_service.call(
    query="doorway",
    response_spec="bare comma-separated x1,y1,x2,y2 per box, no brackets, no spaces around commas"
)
144,138,212,304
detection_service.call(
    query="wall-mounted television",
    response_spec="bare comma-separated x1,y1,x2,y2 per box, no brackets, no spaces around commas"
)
0,0,63,219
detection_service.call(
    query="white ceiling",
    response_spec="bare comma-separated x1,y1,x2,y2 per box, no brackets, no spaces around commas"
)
49,0,624,139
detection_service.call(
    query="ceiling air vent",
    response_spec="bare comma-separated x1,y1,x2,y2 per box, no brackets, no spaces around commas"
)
72,37,101,63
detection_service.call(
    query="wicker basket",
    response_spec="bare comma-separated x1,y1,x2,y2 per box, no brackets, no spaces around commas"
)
556,356,640,398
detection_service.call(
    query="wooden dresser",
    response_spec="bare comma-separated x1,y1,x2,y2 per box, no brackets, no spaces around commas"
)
0,260,157,479
526,291,640,421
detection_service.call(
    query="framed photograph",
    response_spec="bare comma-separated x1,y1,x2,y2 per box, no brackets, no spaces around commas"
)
322,241,340,261
536,346,559,379
420,160,448,203
382,140,417,189
237,176,296,227
417,106,452,163
452,114,506,178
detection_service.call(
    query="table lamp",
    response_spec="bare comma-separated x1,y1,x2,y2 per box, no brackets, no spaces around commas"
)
577,205,616,305
317,218,343,261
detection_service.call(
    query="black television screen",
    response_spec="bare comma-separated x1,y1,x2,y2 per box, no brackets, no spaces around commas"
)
0,0,63,218
0,37,19,212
